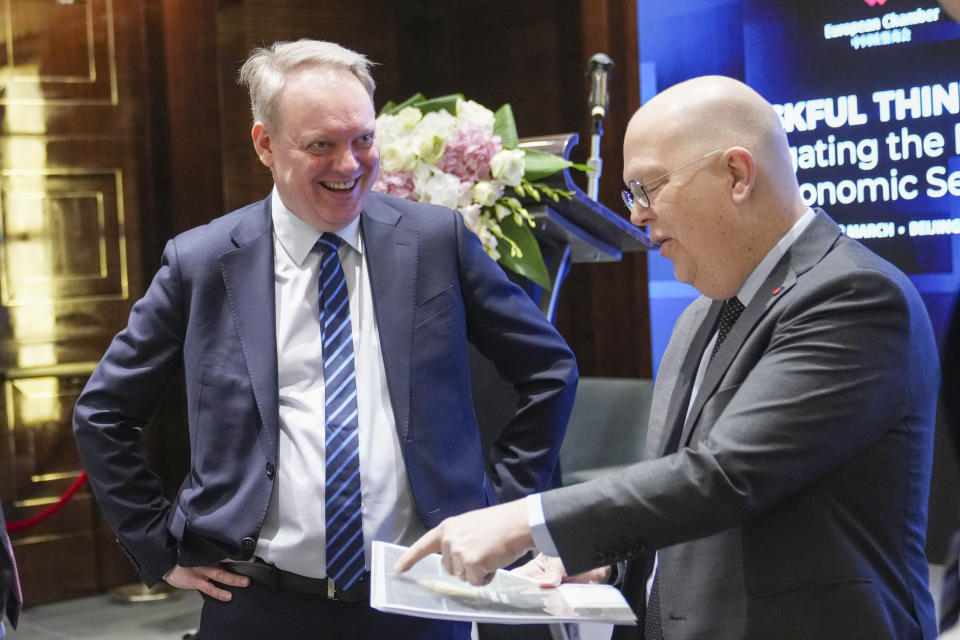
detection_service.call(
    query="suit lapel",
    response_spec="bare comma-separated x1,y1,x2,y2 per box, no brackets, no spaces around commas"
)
360,197,418,441
680,260,796,447
678,209,841,448
219,199,280,460
656,301,722,457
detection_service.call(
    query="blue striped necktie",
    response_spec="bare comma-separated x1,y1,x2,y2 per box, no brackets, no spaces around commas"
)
316,233,365,590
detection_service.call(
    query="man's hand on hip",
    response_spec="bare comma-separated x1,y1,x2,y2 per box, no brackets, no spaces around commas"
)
163,562,250,602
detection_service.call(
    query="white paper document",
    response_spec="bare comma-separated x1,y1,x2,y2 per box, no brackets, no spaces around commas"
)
370,541,637,625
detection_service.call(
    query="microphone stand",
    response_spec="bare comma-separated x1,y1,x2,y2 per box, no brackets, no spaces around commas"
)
586,53,613,202
587,116,603,202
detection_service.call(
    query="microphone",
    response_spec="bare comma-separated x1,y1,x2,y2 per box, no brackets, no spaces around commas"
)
587,53,614,121
586,53,613,201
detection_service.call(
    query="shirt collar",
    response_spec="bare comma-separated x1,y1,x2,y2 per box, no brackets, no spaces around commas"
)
736,208,816,305
271,187,363,266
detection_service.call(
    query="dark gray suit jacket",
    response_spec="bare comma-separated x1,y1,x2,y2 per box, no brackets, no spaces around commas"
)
74,192,577,585
543,210,938,639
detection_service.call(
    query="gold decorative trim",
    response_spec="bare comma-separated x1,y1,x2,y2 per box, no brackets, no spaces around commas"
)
10,532,91,545
4,361,98,378
0,168,129,305
30,470,84,483
14,496,59,508
0,0,118,105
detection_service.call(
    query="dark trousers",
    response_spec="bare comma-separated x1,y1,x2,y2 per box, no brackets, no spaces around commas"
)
198,579,471,640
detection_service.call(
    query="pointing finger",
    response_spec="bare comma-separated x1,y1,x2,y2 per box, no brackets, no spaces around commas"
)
395,528,442,573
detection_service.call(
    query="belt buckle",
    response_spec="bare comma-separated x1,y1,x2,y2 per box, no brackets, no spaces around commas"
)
327,577,336,600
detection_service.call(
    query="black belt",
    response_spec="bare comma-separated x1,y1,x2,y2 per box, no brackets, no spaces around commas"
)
221,560,370,603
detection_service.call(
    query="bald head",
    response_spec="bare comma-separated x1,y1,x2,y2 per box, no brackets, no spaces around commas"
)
626,76,800,208
633,76,778,141
623,76,806,299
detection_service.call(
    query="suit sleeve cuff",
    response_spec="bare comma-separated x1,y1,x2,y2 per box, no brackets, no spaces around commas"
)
526,493,560,557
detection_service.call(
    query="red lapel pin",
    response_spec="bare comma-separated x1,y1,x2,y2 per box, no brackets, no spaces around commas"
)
772,287,782,295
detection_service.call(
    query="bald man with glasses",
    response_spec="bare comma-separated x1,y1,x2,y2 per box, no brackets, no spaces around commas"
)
397,75,939,640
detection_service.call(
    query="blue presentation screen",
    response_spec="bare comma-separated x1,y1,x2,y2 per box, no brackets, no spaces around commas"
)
639,0,960,373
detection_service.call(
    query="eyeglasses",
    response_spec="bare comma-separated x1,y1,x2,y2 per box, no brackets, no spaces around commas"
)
621,149,724,210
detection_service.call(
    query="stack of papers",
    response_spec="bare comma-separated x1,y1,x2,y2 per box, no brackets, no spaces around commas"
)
370,541,637,625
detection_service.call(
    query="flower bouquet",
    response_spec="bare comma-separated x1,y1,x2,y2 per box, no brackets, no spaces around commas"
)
373,94,587,289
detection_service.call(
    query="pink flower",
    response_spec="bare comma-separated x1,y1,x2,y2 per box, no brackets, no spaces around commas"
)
373,170,416,200
439,127,501,182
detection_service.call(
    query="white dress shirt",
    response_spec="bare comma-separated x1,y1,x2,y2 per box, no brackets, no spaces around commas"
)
528,208,817,568
255,188,424,578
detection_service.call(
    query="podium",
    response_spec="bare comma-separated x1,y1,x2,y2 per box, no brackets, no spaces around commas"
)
517,132,653,322
471,131,651,456
472,131,652,457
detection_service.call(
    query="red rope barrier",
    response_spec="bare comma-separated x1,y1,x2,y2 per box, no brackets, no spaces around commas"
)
6,472,88,533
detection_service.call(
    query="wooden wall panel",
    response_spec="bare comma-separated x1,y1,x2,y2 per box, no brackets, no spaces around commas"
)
0,0,154,603
392,0,583,139
151,0,223,241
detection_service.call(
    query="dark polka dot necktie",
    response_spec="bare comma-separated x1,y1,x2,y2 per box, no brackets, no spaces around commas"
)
711,296,746,360
646,296,747,639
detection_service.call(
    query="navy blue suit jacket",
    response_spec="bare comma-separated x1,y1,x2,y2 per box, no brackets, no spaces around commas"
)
73,192,577,585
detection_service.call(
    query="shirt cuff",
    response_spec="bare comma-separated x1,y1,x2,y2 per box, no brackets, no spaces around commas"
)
526,493,560,557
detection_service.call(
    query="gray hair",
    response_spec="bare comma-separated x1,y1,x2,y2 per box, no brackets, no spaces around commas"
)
237,39,376,128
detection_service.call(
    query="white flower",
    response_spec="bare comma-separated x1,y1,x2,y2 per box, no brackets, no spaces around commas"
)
456,99,496,130
490,149,525,186
476,224,500,259
417,110,457,137
380,141,418,172
459,203,482,231
472,181,500,207
410,111,457,164
494,202,512,221
412,134,445,164
415,167,464,209
396,106,422,129
376,113,408,142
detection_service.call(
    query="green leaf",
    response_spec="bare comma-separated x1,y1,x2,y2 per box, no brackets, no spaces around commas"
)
496,215,551,289
414,94,464,115
494,104,519,149
379,93,425,116
522,149,575,181
379,100,398,116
